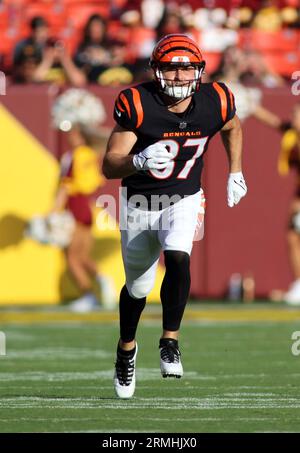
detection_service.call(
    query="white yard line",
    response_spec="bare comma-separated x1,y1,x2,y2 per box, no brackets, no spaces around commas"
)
1,395,300,410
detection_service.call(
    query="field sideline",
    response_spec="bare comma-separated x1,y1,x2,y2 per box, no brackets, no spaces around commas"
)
0,303,300,433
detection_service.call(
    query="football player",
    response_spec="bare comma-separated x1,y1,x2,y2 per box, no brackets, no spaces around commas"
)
278,102,300,305
103,34,247,398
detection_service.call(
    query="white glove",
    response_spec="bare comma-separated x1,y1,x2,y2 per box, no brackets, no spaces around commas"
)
132,143,173,171
227,171,247,207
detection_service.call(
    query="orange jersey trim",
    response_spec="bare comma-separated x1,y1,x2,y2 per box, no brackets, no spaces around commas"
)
212,82,228,122
120,93,131,118
130,87,144,128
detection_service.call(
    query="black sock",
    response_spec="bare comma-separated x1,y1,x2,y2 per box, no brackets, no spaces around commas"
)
117,343,136,358
161,251,190,332
159,338,178,348
119,285,146,342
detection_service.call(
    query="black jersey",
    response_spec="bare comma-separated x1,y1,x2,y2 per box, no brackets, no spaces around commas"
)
113,81,236,200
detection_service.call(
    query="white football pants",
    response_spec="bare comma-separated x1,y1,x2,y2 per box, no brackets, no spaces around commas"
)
120,189,205,299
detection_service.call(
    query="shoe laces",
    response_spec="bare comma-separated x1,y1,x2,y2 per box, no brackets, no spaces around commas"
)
115,355,135,386
160,340,181,364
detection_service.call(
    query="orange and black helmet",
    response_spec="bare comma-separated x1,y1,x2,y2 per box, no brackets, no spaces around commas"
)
150,34,205,68
150,34,206,99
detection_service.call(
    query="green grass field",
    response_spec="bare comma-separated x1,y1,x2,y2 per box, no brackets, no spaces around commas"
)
1,304,300,433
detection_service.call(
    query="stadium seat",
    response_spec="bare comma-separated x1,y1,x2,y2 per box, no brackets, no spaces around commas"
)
107,20,122,40
0,4,9,28
0,31,20,67
2,0,31,5
24,3,66,35
63,0,108,3
120,27,156,62
201,51,222,75
65,2,110,31
240,29,300,53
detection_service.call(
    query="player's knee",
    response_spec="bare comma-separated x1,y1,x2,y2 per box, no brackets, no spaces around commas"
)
127,280,154,299
164,250,190,270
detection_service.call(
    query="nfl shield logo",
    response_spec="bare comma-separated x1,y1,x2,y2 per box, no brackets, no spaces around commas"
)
179,122,187,129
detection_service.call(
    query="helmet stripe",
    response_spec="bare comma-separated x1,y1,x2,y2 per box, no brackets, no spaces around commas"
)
158,46,201,58
152,34,203,65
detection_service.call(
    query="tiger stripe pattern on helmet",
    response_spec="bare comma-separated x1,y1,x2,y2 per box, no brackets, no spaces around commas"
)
150,34,205,67
150,34,206,99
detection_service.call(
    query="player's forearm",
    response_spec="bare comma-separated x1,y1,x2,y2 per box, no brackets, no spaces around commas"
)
253,105,282,129
103,126,138,178
221,116,243,173
102,153,136,179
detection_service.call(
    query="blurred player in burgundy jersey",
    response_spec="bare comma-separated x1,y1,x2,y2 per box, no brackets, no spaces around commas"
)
51,89,117,312
103,34,247,398
278,103,300,305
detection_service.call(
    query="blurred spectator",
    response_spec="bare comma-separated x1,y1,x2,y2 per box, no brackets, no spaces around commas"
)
74,13,133,85
13,16,49,67
5,1,299,85
13,45,42,84
278,103,300,306
235,7,255,28
118,9,155,82
280,6,300,28
155,6,186,40
191,8,239,52
242,49,285,88
13,16,86,86
32,39,87,86
74,14,111,79
141,0,165,29
211,45,247,82
252,0,282,31
212,46,283,128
